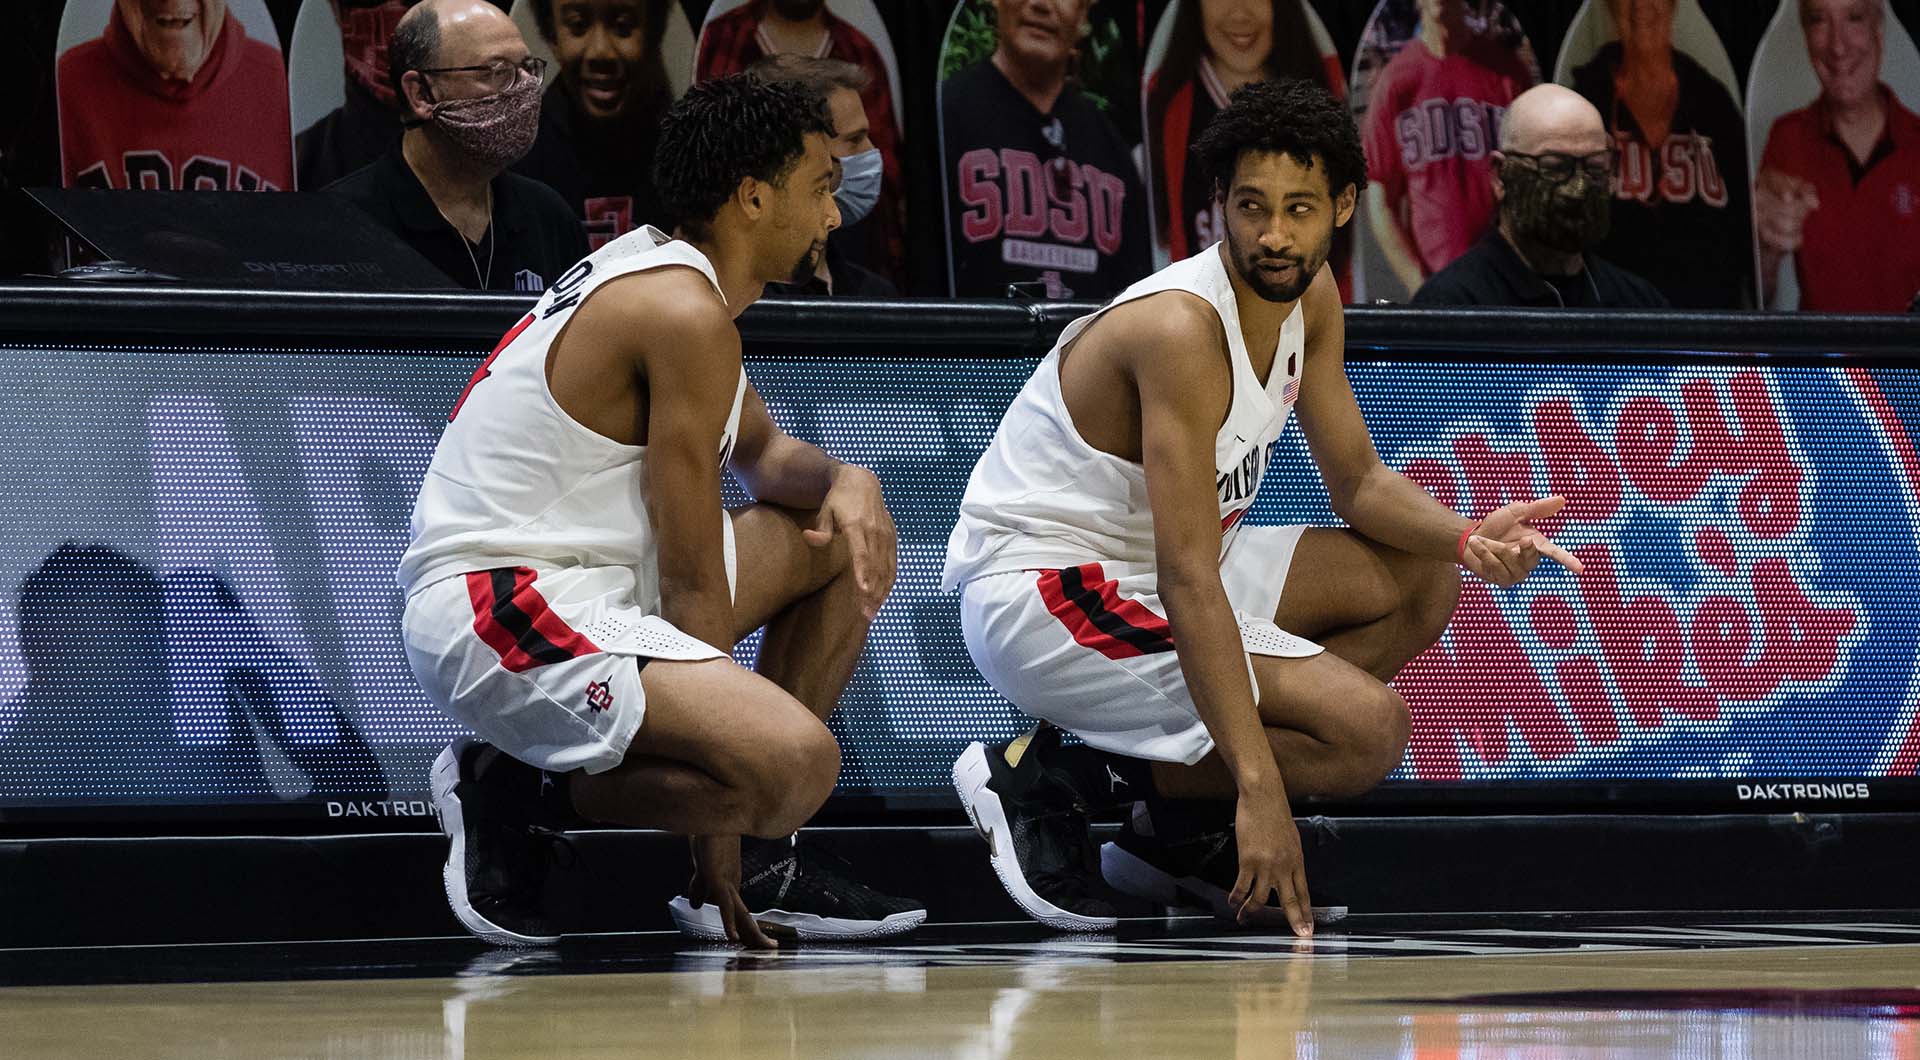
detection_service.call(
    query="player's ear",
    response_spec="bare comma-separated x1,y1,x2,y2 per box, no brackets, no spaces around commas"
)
1333,182,1356,228
736,176,766,220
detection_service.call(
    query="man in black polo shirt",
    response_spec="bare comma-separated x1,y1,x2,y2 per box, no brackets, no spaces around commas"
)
1415,85,1666,309
327,0,585,292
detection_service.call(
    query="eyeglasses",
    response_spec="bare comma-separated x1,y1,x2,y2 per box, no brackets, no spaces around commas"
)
418,56,546,95
1502,149,1614,185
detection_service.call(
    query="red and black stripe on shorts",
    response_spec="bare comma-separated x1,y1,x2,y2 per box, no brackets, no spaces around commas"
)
466,567,599,673
1035,563,1175,661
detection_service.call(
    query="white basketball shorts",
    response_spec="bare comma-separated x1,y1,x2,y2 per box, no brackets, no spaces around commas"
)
959,524,1325,765
402,552,733,775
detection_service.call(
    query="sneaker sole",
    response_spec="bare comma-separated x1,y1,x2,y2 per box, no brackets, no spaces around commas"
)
664,897,928,941
1099,841,1348,926
431,740,561,948
952,742,1118,933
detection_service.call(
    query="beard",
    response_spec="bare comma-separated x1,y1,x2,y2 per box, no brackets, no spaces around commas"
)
788,242,824,285
1230,237,1323,303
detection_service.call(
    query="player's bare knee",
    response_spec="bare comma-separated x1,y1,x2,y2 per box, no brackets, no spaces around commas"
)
745,723,838,837
1330,685,1409,796
1366,686,1413,784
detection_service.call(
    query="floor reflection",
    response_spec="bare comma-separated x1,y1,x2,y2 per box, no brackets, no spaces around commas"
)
5,931,1917,1059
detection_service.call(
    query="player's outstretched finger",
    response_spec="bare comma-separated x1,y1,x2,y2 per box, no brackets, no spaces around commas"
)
1537,536,1585,574
1514,495,1567,522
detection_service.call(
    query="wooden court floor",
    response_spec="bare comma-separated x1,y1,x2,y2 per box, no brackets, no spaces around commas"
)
4,916,1918,1058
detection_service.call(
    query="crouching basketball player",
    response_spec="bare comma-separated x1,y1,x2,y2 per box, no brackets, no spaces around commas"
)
945,80,1581,936
400,74,923,948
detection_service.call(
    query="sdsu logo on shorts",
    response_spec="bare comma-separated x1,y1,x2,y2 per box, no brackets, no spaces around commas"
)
1375,365,1920,784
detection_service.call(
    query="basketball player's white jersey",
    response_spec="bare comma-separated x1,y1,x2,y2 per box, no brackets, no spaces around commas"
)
942,243,1305,590
399,225,747,598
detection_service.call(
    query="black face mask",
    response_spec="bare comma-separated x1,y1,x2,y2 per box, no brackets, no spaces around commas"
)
1502,164,1611,253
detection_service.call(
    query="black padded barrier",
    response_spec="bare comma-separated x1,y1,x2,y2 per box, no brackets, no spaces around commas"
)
3,284,1919,359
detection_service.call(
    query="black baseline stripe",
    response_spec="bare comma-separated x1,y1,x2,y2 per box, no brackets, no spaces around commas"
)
487,568,582,667
1058,566,1175,655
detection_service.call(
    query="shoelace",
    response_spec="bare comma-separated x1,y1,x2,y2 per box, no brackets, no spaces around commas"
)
489,821,577,906
791,838,862,882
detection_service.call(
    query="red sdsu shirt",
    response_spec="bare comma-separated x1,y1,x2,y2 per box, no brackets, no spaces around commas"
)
1363,36,1531,276
58,6,293,191
1760,86,1920,313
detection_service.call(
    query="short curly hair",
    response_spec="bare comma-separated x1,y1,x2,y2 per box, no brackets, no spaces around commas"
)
1191,78,1368,201
653,73,836,238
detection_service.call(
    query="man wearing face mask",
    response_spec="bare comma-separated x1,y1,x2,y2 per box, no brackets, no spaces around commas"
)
753,55,895,296
698,0,905,288
58,0,294,190
1414,85,1666,308
296,0,419,192
327,0,586,291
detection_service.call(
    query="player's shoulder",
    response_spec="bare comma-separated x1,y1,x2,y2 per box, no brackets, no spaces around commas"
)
585,266,734,347
1094,289,1228,375
1107,288,1221,342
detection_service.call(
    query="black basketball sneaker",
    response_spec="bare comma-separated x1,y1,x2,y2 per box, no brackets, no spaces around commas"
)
1099,807,1347,926
431,737,573,947
952,724,1119,931
667,835,928,941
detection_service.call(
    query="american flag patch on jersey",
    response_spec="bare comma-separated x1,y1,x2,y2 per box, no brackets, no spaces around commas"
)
1283,377,1300,405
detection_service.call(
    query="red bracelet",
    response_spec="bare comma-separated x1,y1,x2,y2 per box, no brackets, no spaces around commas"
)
1456,521,1481,566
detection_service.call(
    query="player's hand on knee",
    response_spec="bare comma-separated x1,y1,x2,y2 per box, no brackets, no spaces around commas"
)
805,464,897,619
1463,496,1584,587
689,835,779,949
1229,795,1313,937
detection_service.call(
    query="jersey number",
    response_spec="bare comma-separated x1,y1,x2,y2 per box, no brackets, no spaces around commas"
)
450,313,535,422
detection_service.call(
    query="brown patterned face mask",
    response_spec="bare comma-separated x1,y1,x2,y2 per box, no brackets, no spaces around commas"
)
427,71,543,171
1503,162,1612,254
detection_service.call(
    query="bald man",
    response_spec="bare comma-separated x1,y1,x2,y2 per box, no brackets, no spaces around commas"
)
1413,84,1667,308
326,0,586,290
